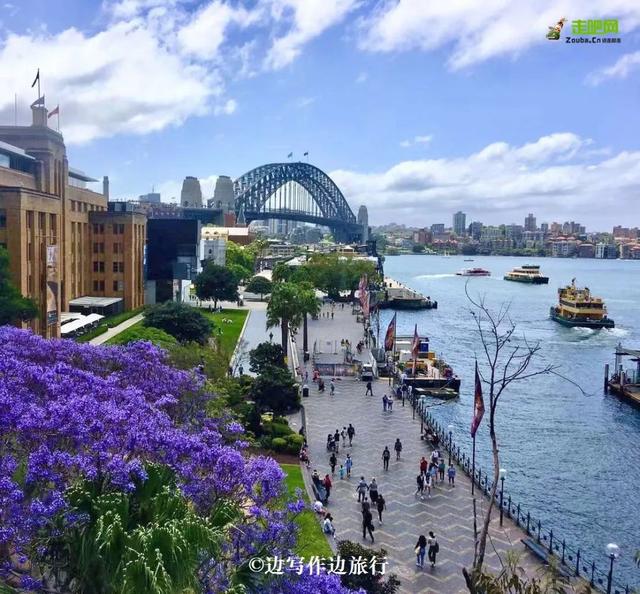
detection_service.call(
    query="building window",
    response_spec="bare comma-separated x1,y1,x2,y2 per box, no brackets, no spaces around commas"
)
93,261,105,273
70,200,75,212
112,280,124,292
113,242,119,254
0,209,6,228
112,261,124,273
38,212,46,230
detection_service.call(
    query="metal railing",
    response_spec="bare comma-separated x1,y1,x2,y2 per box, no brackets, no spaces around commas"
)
410,394,633,594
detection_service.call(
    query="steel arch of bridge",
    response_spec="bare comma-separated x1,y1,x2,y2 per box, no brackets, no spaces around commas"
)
233,162,360,240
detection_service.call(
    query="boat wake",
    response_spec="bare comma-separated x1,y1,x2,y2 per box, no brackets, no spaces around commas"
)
414,273,455,280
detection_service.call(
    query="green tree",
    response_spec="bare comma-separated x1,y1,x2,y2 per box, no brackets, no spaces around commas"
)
336,540,400,594
144,302,213,345
245,275,273,300
226,241,255,282
44,464,222,594
249,342,286,374
109,325,178,349
195,262,239,308
249,364,300,414
266,282,304,356
0,246,38,325
296,281,320,357
411,244,426,253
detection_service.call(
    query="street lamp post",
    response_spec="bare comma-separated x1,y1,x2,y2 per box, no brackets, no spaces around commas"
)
499,468,507,526
605,543,620,594
448,424,454,465
269,332,273,343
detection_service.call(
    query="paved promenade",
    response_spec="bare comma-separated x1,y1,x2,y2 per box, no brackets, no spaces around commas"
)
297,306,539,594
89,313,144,345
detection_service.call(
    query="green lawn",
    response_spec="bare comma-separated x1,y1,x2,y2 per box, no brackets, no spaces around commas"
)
76,307,144,343
200,308,248,356
281,463,334,558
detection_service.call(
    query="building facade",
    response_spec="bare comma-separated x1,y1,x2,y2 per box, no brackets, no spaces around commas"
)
0,105,146,337
453,211,466,236
524,213,537,232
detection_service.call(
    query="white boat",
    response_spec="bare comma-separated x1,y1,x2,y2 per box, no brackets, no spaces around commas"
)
456,268,491,277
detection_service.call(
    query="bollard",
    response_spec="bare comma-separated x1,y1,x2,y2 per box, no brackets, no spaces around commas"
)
575,550,581,577
537,520,541,543
549,529,554,554
561,540,566,564
516,504,521,526
604,363,610,391
507,495,512,518
590,561,595,587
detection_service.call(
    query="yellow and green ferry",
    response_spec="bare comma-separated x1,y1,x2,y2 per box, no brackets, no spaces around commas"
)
549,279,615,329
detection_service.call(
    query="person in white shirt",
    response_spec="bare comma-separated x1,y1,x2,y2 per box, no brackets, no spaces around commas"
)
323,514,336,537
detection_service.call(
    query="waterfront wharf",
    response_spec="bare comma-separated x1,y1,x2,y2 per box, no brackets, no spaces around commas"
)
296,304,541,593
605,345,640,407
377,276,437,310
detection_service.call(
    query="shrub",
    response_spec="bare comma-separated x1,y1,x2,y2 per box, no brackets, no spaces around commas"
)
271,437,287,452
272,416,289,426
285,433,305,454
249,364,300,414
144,302,213,345
270,423,293,438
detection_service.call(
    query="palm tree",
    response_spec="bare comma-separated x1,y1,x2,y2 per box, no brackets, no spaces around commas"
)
266,282,304,357
297,281,320,360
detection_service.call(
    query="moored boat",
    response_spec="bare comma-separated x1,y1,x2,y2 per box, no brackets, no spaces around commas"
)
394,334,460,393
456,267,490,277
549,279,614,329
504,264,549,284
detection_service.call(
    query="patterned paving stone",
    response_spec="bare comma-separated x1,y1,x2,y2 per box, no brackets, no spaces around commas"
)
296,306,541,594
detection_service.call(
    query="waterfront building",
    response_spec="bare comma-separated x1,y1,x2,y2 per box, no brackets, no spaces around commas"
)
523,230,545,248
613,226,639,239
505,224,524,247
0,104,145,338
180,176,203,208
468,221,483,240
524,213,537,231
551,239,578,257
412,227,432,245
540,222,549,234
550,222,562,235
453,211,466,236
576,243,596,258
430,223,445,234
595,242,618,259
202,235,226,266
138,192,161,203
146,218,202,304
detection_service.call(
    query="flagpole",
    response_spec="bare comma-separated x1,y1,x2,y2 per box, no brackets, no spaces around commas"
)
471,435,476,495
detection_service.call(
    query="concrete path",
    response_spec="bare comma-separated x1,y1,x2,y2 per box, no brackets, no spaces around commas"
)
90,313,144,345
297,306,539,594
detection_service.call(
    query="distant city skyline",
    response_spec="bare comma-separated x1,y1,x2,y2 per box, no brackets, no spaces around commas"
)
0,1,638,229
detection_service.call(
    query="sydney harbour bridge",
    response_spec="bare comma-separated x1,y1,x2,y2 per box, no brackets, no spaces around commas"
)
232,162,367,243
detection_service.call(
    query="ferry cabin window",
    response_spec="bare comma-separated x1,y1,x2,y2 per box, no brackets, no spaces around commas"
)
0,153,9,168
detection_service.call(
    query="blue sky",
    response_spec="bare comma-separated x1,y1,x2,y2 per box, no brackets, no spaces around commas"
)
1,0,639,229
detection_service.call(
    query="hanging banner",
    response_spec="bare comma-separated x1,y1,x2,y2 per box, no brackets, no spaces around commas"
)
46,244,58,325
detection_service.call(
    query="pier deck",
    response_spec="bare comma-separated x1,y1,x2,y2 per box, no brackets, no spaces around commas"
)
297,305,541,593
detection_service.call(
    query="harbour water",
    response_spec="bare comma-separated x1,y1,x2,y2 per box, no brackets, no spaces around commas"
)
381,255,640,588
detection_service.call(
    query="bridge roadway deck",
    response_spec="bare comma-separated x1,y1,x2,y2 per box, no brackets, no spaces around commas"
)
296,305,541,594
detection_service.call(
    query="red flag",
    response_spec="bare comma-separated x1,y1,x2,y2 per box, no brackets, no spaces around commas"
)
411,324,419,376
470,361,485,437
384,313,396,352
48,105,59,118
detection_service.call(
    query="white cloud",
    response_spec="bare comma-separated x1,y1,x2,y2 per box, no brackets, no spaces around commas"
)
295,96,316,108
0,23,222,144
358,1,640,70
177,1,260,60
400,134,433,147
263,0,360,70
355,71,368,83
214,98,238,115
331,132,640,228
586,51,640,85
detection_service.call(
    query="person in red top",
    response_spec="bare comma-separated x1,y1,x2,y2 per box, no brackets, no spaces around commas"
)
419,456,428,476
323,474,333,500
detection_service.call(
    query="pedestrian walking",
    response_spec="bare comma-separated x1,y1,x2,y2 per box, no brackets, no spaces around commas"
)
394,438,402,460
365,381,373,396
329,452,337,475
415,474,425,498
330,379,335,395
347,424,355,446
429,463,438,489
304,370,309,382
345,454,353,478
447,463,456,487
438,459,446,483
331,311,334,319
424,472,432,498
382,446,391,471
368,478,379,505
415,534,427,568
356,476,368,502
323,513,336,537
388,397,393,412
382,394,388,412
362,508,375,543
419,456,428,477
341,427,347,447
339,464,345,480
427,532,439,566
323,474,332,500
376,494,386,523
334,429,340,448
361,498,370,514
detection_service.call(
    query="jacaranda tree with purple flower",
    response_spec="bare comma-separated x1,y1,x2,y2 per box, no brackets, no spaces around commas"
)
0,327,358,593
